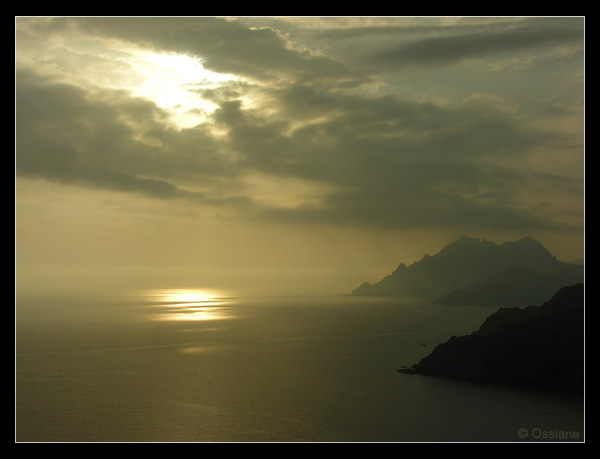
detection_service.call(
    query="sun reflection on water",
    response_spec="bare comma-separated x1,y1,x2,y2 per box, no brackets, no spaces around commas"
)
142,288,234,322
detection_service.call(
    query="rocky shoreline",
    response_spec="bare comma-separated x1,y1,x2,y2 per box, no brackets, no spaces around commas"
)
399,283,584,394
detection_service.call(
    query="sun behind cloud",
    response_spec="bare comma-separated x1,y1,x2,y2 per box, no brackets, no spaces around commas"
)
121,51,242,128
15,18,242,129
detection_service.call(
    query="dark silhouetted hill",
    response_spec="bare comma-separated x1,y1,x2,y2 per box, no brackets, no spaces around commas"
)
350,236,583,307
399,284,584,393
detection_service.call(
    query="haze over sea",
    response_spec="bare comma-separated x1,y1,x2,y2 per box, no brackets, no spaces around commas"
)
15,288,584,442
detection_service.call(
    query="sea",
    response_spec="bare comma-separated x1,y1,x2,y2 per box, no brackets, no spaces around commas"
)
15,289,585,443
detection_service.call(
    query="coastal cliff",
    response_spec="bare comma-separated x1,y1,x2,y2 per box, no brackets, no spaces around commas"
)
399,283,584,393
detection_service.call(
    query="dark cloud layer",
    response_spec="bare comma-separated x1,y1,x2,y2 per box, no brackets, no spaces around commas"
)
360,18,585,68
15,17,584,237
40,17,361,86
16,69,240,202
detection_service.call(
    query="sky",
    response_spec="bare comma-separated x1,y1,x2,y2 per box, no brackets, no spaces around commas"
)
15,17,585,298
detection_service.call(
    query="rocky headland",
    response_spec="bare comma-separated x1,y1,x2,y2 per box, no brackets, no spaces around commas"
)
399,283,584,393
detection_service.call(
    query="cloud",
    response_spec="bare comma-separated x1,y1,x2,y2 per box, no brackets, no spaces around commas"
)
369,17,584,68
15,18,584,238
27,17,365,87
263,165,582,233
235,84,555,173
204,83,580,232
15,69,238,202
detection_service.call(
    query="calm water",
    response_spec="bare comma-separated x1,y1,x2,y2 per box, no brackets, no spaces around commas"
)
15,290,585,442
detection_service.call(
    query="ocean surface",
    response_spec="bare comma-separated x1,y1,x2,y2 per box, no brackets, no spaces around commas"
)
15,289,585,442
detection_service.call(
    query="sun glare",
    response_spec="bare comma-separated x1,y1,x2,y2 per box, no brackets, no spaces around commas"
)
157,288,224,306
122,51,239,128
142,288,234,322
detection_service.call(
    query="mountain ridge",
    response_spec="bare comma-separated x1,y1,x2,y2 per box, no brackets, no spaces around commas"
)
350,236,583,306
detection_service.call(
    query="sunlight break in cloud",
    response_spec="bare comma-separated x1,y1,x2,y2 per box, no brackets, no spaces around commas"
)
118,50,242,128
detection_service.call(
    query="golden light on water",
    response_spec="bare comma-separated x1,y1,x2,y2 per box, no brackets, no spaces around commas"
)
142,288,234,322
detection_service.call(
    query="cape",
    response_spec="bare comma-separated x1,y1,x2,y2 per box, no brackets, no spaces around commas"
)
399,283,584,393
350,236,583,307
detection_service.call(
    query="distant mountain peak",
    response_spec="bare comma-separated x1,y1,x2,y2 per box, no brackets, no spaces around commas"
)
349,236,583,305
516,236,537,243
504,236,545,248
500,236,554,259
391,262,408,274
444,235,481,247
438,235,493,255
